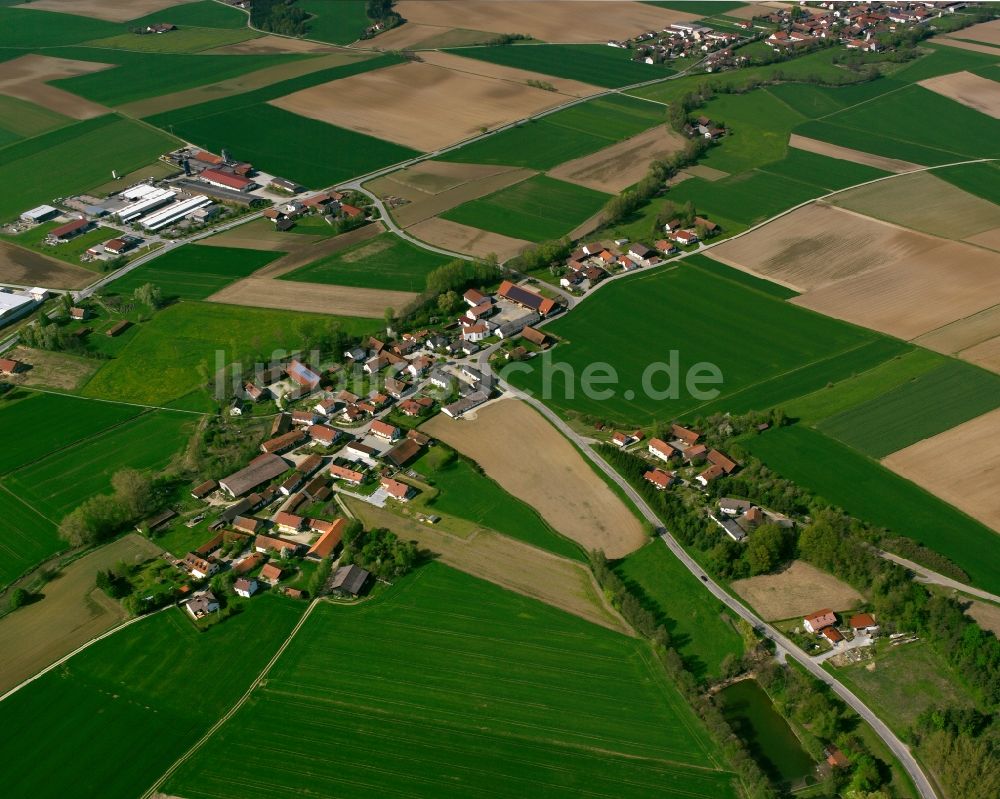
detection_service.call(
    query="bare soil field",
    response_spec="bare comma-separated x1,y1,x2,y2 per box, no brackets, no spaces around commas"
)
913,304,1000,358
204,35,337,55
392,167,537,228
344,498,628,633
0,55,112,119
946,18,1000,45
883,407,1000,533
422,399,647,558
368,161,515,199
682,164,730,181
418,50,603,98
407,217,530,261
392,0,687,43
118,51,370,117
935,37,1000,56
788,134,922,173
918,70,1000,119
965,600,1000,636
547,126,686,193
207,276,416,316
729,2,793,20
830,171,1000,240
15,0,179,22
0,534,160,696
966,226,1000,252
958,334,1000,374
0,240,96,289
271,60,575,152
5,346,101,391
731,560,864,621
407,27,502,50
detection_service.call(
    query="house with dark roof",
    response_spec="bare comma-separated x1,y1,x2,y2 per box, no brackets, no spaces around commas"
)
219,453,288,497
330,564,372,597
185,590,220,619
497,280,557,316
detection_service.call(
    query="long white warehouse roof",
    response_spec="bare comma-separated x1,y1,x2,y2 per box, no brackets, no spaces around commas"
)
117,189,176,223
141,195,211,231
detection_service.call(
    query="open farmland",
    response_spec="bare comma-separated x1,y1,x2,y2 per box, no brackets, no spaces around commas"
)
423,400,647,558
440,174,609,241
0,488,61,588
883,407,1000,534
207,277,417,318
0,534,161,694
936,160,1000,206
0,54,112,120
0,596,303,799
946,17,1000,45
14,0,182,22
271,60,584,152
110,244,281,301
163,563,735,799
1,346,104,391
0,6,119,47
5,411,194,518
280,231,452,292
787,134,922,173
617,542,743,681
411,446,583,561
407,217,531,261
745,425,1000,594
439,93,666,170
918,70,1000,119
503,264,878,425
79,302,379,406
816,361,1000,457
0,95,71,141
0,391,142,475
0,239,96,288
0,114,178,222
450,43,673,88
82,26,258,54
731,561,864,622
294,0,369,45
418,50,603,98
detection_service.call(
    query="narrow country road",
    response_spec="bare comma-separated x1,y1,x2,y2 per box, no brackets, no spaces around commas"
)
493,378,937,799
879,551,1000,605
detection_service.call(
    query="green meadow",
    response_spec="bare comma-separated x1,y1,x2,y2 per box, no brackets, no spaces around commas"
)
0,95,72,141
0,7,119,47
128,0,250,30
83,27,258,54
296,0,370,45
164,563,735,799
281,231,452,291
617,541,743,681
111,244,281,301
0,597,304,799
452,43,673,88
441,174,609,241
80,302,380,407
0,487,61,587
744,426,1000,594
5,411,195,518
411,447,584,561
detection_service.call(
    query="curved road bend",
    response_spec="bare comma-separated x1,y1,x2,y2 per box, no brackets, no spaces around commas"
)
492,379,937,799
879,551,1000,605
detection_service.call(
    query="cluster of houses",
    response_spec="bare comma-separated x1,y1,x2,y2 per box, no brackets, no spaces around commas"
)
763,2,952,53
261,190,365,231
711,497,794,542
803,608,879,649
608,20,743,64
609,423,742,492
457,282,559,344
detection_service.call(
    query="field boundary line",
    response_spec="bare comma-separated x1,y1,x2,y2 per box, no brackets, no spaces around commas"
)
0,604,170,704
13,384,206,416
0,478,59,526
141,597,320,799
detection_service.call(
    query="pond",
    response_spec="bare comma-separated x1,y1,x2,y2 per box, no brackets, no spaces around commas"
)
716,679,816,785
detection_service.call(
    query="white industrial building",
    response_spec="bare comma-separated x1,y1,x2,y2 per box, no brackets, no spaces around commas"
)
140,195,211,231
20,205,59,224
116,188,176,223
0,290,39,323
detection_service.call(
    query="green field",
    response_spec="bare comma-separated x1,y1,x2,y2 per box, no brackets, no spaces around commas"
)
411,447,584,561
83,27,258,54
503,264,877,425
0,391,143,475
744,425,1000,594
0,7,119,47
441,174,609,241
643,1,745,12
816,361,1000,457
0,95,72,141
111,244,281,301
439,94,665,170
128,0,250,29
935,160,1000,205
451,43,673,88
0,115,178,222
617,542,743,681
297,0,370,44
5,411,195,518
80,301,380,407
756,147,890,192
280,231,452,291
688,257,799,299
0,486,62,587
163,563,735,799
0,597,304,799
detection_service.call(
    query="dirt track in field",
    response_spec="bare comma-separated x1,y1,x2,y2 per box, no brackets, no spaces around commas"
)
967,226,1000,252
345,498,629,633
15,0,177,21
0,534,161,696
0,241,96,289
788,134,922,173
422,399,647,559
731,560,863,621
391,0,688,43
270,60,589,152
389,167,536,228
883,408,1000,534
831,171,1000,240
0,55,112,119
407,217,530,261
207,277,416,317
117,51,370,117
958,334,1000,374
418,50,603,98
918,71,1000,119
547,126,685,193
204,35,338,55
914,305,1000,360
